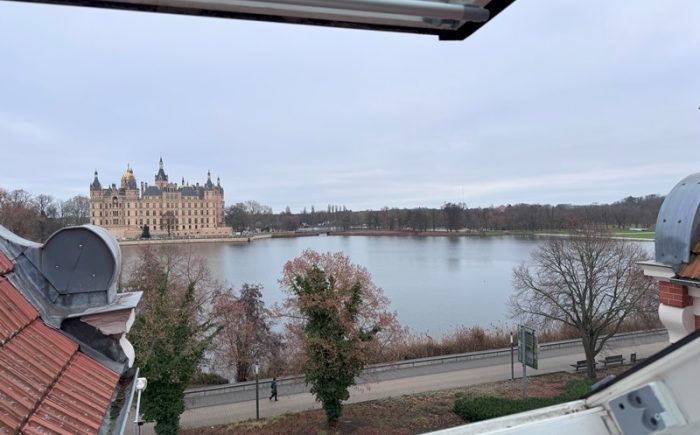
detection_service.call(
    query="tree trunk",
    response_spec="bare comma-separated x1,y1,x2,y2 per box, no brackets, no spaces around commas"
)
582,334,597,380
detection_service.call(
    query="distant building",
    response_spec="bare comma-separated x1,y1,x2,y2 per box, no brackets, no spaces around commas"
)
89,158,229,239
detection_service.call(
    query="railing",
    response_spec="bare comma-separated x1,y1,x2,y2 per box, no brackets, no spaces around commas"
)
183,328,667,408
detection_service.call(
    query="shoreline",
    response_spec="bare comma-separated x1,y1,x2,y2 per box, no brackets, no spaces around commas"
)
118,229,654,246
117,231,323,246
119,233,271,246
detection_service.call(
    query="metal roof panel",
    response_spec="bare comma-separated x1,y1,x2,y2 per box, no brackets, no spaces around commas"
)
655,172,700,269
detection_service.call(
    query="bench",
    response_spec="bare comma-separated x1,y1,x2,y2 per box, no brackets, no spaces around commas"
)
599,355,625,368
570,360,596,372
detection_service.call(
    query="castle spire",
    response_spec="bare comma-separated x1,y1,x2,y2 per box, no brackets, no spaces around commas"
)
155,157,168,184
91,170,102,190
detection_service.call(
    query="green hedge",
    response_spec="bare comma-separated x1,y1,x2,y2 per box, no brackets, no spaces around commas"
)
454,380,594,423
189,371,228,386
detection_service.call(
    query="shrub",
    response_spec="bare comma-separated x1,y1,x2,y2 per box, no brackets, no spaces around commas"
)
453,396,556,422
453,379,595,422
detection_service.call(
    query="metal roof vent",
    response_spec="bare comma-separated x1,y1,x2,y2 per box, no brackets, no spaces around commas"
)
40,224,121,306
655,173,700,270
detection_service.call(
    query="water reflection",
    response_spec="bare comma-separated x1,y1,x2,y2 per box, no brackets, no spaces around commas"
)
121,235,653,336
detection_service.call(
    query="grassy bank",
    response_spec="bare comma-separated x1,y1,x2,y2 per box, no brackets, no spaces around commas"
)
329,229,655,240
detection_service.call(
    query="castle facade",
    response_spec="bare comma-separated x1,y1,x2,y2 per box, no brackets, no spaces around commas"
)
89,158,230,239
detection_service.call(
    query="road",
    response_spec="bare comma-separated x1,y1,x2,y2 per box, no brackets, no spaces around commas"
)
132,334,667,434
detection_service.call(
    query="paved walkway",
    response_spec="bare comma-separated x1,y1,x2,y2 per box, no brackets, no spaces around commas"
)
131,336,667,434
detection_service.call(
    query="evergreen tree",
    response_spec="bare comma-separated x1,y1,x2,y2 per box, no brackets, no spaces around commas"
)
291,266,378,423
280,250,403,425
128,248,219,434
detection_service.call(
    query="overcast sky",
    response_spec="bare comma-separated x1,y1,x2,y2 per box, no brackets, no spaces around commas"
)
0,1,698,212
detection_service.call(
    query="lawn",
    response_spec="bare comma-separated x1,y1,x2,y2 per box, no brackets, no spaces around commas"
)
612,231,655,240
182,370,620,435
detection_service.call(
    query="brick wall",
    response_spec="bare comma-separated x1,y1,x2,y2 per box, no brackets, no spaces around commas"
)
659,281,693,308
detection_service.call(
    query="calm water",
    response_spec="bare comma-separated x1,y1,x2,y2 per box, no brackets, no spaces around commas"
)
121,235,653,336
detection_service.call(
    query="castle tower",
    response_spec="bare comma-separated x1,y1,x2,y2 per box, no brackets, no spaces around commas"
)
155,157,169,189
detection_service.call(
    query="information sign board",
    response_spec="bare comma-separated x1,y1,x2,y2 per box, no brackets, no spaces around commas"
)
518,325,538,370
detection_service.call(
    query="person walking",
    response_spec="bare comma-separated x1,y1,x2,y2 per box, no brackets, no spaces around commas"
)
269,377,278,401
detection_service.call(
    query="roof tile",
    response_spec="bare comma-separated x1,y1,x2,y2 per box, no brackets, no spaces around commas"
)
0,277,39,344
0,252,12,275
24,354,120,435
679,255,700,280
0,321,77,433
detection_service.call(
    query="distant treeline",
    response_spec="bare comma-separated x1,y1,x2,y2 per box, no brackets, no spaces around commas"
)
226,195,664,233
0,188,663,242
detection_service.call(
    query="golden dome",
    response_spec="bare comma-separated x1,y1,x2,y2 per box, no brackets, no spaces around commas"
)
121,164,133,180
120,164,137,189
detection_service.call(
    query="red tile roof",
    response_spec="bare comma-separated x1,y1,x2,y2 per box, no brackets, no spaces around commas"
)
0,251,12,275
0,277,38,344
0,320,77,432
0,266,119,434
679,255,700,280
24,354,120,435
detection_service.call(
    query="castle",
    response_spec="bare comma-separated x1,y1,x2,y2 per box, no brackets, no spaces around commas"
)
89,158,230,239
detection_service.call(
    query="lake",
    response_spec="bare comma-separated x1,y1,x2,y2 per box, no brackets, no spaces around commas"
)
121,235,652,336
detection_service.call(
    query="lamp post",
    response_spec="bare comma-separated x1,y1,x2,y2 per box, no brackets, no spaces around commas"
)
510,331,514,380
133,377,147,435
254,363,260,420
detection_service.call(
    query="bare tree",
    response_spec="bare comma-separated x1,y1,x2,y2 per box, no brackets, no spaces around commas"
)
511,232,656,379
161,211,176,236
61,195,90,226
0,189,41,241
211,284,282,382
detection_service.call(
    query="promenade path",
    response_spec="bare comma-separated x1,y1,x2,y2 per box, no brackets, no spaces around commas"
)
134,333,667,434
